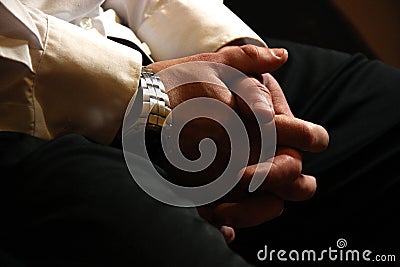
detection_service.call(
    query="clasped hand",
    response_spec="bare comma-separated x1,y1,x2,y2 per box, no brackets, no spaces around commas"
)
149,45,329,242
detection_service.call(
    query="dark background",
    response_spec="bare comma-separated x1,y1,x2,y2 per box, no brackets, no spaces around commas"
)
224,0,377,60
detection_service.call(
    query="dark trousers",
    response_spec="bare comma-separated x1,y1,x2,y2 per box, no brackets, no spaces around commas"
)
0,133,252,267
1,40,399,266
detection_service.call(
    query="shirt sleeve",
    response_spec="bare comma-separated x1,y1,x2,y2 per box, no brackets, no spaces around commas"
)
0,1,143,144
103,0,267,61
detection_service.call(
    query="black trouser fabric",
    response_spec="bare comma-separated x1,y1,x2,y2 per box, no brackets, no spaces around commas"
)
0,40,399,267
230,39,400,266
0,133,252,267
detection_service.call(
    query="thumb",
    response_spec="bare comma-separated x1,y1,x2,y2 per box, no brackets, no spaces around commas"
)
149,45,287,75
217,45,288,74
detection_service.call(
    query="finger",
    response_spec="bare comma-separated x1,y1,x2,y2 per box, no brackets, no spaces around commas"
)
262,73,293,116
149,46,288,76
227,173,316,202
238,149,317,201
275,115,330,152
218,45,289,74
220,226,236,244
273,174,317,201
199,193,284,228
262,73,329,152
238,147,303,191
234,76,275,124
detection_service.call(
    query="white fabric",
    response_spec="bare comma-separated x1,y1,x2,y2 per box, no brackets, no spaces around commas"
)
0,0,266,143
0,35,33,71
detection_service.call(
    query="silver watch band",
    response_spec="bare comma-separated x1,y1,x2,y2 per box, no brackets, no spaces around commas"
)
122,67,171,164
139,66,172,131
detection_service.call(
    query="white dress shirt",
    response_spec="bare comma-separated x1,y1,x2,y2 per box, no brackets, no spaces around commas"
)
0,0,266,144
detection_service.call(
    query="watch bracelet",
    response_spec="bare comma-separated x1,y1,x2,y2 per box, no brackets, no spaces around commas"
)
140,66,171,130
140,66,171,166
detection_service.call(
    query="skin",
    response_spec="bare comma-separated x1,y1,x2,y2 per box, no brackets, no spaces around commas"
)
148,45,329,243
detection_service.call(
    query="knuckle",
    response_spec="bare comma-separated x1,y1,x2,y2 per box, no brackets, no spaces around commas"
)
301,122,317,148
240,44,260,61
196,52,222,63
282,154,302,179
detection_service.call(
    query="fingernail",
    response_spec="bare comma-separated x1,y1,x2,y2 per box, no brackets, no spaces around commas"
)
271,48,287,58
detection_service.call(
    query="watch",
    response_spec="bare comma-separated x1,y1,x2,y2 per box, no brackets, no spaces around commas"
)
137,66,172,165
139,66,172,131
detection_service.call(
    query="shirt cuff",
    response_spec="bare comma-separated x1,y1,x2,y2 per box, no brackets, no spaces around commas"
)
33,15,142,144
136,0,267,61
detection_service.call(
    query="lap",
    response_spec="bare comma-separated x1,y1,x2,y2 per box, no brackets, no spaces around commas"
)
0,132,251,267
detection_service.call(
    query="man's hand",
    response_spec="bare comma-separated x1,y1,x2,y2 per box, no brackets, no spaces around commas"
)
149,45,294,187
148,45,329,238
198,73,329,230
